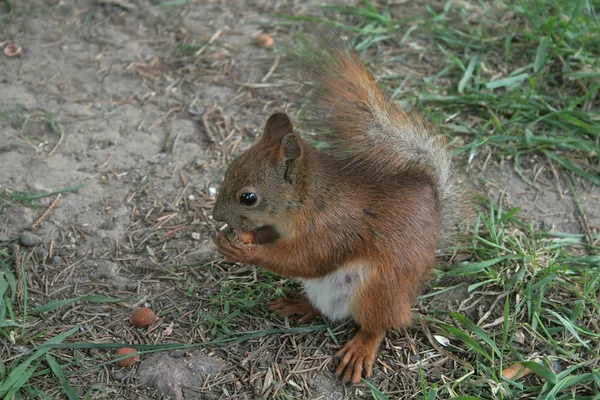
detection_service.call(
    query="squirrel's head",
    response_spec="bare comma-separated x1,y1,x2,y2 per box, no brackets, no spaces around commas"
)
212,113,306,243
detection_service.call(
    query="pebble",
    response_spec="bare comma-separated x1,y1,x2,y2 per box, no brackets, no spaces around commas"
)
126,281,138,291
191,232,200,240
0,234,9,242
187,241,218,261
51,256,62,265
34,247,47,262
96,261,119,279
20,232,42,247
108,276,129,290
5,207,34,228
112,371,126,381
164,203,176,212
138,352,226,400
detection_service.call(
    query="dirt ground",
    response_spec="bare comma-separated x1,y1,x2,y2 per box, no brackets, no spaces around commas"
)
1,0,598,399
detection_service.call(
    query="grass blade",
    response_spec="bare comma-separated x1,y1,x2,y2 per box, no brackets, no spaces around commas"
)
521,361,557,384
362,378,389,399
544,151,600,186
485,73,530,89
30,295,127,314
433,321,493,362
458,53,480,93
450,313,501,356
45,355,78,400
0,326,79,397
534,38,549,73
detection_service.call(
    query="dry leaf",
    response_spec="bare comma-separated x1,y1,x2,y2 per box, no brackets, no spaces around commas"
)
433,335,451,347
262,367,274,394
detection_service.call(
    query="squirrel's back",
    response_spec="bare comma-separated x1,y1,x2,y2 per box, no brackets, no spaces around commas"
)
284,33,468,248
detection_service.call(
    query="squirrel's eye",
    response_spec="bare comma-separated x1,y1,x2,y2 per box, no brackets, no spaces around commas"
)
240,192,258,207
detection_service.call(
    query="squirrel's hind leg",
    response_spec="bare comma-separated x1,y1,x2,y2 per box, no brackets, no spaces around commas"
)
268,289,321,324
337,258,422,383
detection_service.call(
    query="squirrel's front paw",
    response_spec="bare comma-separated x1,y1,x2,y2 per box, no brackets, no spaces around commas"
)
213,231,255,264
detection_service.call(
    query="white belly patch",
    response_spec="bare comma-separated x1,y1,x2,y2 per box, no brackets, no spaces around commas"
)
298,262,367,321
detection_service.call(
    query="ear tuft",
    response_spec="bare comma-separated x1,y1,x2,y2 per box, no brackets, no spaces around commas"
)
263,113,293,141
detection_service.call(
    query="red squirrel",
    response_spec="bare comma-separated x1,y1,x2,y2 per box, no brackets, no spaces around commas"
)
212,34,469,384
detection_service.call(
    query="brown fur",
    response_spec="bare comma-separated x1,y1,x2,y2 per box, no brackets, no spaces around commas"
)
212,34,469,384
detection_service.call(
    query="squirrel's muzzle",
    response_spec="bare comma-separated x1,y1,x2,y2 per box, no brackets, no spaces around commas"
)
212,205,226,223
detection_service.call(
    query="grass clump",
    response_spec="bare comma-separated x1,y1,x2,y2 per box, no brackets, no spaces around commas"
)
415,203,600,399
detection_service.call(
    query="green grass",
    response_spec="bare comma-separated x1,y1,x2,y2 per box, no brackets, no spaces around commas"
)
0,250,327,398
423,203,599,399
0,184,84,214
276,0,600,186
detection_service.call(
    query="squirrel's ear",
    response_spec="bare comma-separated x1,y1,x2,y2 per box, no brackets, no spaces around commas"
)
263,113,303,183
280,134,302,184
281,134,302,162
262,113,293,142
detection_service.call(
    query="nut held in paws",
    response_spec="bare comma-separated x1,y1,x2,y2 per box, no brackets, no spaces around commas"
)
235,230,256,244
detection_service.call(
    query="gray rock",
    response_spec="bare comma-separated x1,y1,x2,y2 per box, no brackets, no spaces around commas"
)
51,256,62,265
112,370,126,381
138,352,227,400
308,373,346,400
163,203,176,212
5,207,34,230
20,231,42,247
108,276,129,290
96,261,119,279
186,241,219,261
125,281,138,292
0,234,9,242
34,247,47,262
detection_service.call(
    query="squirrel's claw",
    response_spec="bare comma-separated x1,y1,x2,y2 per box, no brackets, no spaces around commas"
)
334,329,383,384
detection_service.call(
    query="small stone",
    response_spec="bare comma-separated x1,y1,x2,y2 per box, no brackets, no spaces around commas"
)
187,241,218,261
34,247,47,262
191,232,200,240
20,232,42,247
164,203,176,212
0,234,9,242
138,352,226,400
126,281,138,291
96,261,119,279
188,194,195,201
5,207,34,228
112,370,126,381
108,276,129,290
51,256,62,265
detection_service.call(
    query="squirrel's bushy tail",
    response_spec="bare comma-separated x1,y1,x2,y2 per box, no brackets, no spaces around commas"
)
285,32,468,248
